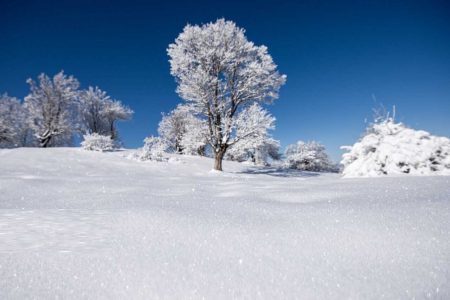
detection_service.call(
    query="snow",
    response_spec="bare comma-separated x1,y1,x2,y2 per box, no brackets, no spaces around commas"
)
1,148,449,299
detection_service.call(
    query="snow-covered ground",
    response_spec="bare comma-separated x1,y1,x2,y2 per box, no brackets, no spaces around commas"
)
0,148,449,299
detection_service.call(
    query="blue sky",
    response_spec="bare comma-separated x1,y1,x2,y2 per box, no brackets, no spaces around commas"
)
1,0,449,161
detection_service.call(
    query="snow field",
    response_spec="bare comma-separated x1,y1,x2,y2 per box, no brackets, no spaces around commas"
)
0,148,449,299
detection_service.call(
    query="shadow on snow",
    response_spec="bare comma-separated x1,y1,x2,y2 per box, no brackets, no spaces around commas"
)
239,167,321,178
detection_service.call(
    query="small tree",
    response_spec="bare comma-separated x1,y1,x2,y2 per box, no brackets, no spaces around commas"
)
284,141,337,172
168,19,286,170
0,94,28,147
24,71,80,147
79,86,133,142
158,105,192,153
79,86,110,135
101,99,133,141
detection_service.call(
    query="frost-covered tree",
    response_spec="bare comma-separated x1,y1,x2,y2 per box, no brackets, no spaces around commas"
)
168,19,286,170
100,99,133,141
137,136,168,161
226,104,280,165
79,86,110,135
24,71,80,147
341,118,450,177
79,86,133,142
0,94,28,147
158,105,191,153
284,141,338,172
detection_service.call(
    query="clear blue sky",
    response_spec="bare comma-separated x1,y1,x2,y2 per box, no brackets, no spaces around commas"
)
1,0,449,161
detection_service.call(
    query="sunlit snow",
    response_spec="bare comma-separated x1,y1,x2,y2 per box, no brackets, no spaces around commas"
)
1,148,449,299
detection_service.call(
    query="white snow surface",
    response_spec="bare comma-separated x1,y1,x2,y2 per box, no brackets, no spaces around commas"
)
0,148,449,299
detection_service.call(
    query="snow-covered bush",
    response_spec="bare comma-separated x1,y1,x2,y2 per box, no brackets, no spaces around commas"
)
227,137,280,166
341,119,450,177
136,136,168,161
254,138,281,165
81,133,114,152
284,141,338,172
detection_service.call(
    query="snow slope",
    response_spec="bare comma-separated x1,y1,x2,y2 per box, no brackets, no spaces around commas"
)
0,148,449,299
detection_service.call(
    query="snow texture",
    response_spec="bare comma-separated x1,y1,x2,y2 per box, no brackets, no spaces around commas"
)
342,119,450,177
0,148,449,299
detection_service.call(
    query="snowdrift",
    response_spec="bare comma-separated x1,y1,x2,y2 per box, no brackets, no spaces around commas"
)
341,120,450,177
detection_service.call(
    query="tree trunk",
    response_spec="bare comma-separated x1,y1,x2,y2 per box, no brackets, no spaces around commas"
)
175,141,183,154
110,121,116,140
41,136,51,148
214,148,226,171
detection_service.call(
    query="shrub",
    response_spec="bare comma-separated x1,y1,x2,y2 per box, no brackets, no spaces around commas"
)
284,141,338,172
81,133,115,152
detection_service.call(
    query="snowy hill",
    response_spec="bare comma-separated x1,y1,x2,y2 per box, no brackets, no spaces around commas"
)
1,148,450,299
